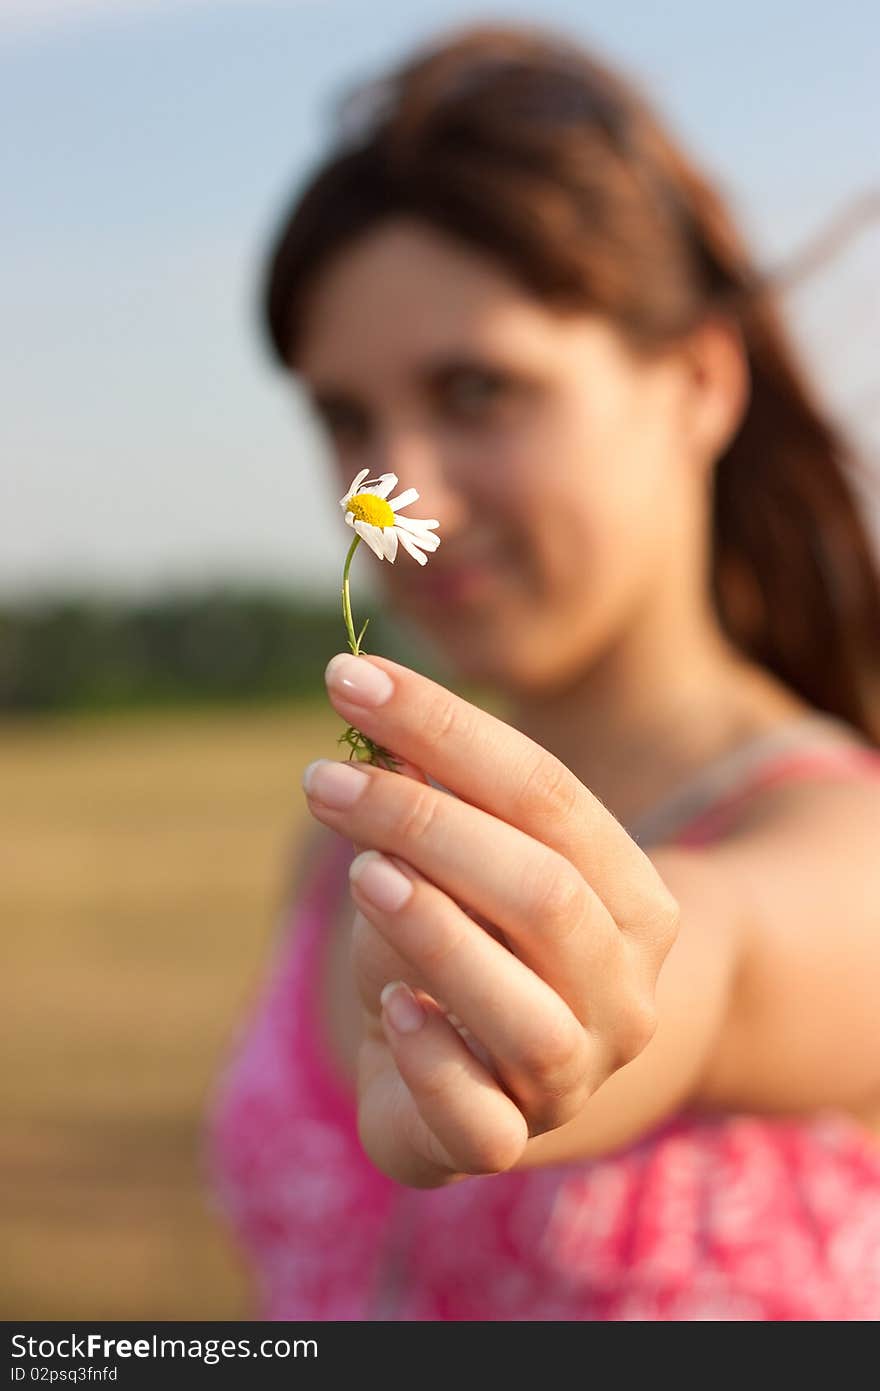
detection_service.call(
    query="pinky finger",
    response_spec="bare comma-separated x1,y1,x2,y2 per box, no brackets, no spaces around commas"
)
377,981,529,1182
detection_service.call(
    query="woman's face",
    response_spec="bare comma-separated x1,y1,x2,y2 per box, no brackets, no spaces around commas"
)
296,217,712,697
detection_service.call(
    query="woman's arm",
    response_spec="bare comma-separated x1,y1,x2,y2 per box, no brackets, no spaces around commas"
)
517,773,880,1169
692,774,880,1114
305,652,880,1187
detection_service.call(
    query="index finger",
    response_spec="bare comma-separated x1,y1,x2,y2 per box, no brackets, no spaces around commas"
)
325,652,672,933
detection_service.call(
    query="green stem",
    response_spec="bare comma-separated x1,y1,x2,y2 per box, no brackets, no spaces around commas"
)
341,534,361,654
337,532,400,772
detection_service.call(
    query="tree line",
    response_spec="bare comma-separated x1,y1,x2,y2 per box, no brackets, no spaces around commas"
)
0,588,435,714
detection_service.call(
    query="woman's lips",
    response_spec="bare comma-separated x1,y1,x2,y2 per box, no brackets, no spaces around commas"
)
418,560,499,603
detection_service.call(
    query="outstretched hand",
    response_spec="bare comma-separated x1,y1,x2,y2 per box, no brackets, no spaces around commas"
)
302,652,679,1188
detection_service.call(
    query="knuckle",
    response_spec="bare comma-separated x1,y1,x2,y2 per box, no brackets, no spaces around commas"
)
624,877,681,960
423,689,468,745
613,993,659,1064
461,1119,528,1176
519,1013,587,1097
660,895,681,947
513,751,580,824
396,785,439,843
528,1077,593,1134
651,880,681,937
413,1060,457,1105
647,871,682,940
529,858,585,937
419,921,468,973
644,893,680,966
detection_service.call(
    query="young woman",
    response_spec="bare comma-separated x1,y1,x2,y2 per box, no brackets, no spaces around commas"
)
207,24,880,1320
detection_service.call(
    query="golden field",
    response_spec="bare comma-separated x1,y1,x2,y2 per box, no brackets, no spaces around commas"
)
0,703,342,1319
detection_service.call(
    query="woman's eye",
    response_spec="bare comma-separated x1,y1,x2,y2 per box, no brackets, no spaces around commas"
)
442,370,510,418
318,404,368,448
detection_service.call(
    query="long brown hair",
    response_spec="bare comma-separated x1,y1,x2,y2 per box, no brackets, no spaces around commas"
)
262,22,880,742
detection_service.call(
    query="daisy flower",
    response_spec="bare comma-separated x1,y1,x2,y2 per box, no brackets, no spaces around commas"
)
339,468,440,566
333,469,441,769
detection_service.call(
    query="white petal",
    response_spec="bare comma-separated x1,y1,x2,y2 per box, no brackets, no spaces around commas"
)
372,473,399,499
395,516,439,539
365,522,390,560
354,519,386,560
394,514,439,531
343,510,357,528
396,523,440,551
387,487,419,511
340,468,370,505
382,527,399,562
397,529,429,565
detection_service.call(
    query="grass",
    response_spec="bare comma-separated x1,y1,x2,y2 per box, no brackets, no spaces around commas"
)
0,702,344,1319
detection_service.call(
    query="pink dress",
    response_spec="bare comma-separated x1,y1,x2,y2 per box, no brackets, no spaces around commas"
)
204,713,880,1320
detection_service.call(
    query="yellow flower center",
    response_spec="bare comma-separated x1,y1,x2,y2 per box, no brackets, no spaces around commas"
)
348,493,395,528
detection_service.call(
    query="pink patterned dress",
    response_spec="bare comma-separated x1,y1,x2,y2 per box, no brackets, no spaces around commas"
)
204,713,880,1320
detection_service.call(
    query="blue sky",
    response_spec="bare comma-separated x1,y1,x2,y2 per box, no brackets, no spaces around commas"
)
2,0,878,598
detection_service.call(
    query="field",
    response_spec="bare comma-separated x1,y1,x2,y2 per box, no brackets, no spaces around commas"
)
0,702,341,1319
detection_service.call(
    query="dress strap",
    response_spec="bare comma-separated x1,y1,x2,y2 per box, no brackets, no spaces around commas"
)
625,713,879,848
671,742,880,848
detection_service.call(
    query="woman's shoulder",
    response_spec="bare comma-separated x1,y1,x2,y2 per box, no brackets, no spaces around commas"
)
671,738,880,1116
680,728,880,933
715,732,880,848
665,713,880,849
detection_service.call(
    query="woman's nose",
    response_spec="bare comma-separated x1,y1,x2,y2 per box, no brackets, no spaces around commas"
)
370,429,473,534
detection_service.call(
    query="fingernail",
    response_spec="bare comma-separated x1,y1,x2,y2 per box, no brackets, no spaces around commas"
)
350,850,414,911
380,980,426,1034
302,758,369,808
325,653,394,708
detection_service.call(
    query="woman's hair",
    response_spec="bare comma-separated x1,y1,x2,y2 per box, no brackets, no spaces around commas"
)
262,23,880,742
